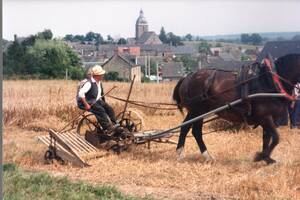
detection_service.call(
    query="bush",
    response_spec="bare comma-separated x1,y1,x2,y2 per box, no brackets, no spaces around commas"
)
141,76,150,83
69,66,84,80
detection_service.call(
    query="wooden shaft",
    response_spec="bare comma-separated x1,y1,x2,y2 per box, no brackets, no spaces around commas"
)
121,75,136,121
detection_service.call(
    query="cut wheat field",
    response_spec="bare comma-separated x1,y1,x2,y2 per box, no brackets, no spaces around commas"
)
3,80,300,200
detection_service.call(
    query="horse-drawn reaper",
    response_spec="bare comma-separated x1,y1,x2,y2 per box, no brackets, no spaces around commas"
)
38,53,300,167
172,54,300,164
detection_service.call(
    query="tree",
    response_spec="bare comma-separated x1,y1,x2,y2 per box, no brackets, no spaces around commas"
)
250,33,262,45
185,34,193,41
241,33,262,45
4,30,82,79
3,41,26,75
241,33,251,44
180,55,198,73
167,32,183,46
159,27,168,43
64,34,74,42
37,29,53,40
107,35,114,43
85,32,96,41
73,35,85,42
21,35,37,47
117,38,127,45
198,41,211,54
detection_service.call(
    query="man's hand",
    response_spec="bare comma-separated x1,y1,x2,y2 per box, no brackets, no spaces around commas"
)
84,103,91,110
290,101,295,109
80,97,91,110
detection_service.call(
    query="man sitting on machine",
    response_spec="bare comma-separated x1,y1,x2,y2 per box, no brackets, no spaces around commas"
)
77,65,119,133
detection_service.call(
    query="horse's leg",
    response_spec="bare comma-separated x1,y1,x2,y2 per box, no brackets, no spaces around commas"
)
192,119,214,162
176,112,193,160
254,116,279,164
254,129,271,162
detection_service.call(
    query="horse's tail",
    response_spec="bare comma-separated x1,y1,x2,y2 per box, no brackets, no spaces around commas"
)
173,77,185,114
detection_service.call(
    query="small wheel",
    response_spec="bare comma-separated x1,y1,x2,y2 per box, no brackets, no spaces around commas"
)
77,113,102,136
44,149,55,164
116,110,144,132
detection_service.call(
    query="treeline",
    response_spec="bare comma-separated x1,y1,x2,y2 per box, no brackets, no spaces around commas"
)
159,27,184,46
64,32,127,45
240,33,263,45
4,29,84,79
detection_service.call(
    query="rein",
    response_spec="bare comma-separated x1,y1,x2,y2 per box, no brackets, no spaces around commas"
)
107,95,178,110
264,58,296,101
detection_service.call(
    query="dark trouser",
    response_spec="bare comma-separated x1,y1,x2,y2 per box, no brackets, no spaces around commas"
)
78,100,117,130
275,108,288,127
289,99,300,127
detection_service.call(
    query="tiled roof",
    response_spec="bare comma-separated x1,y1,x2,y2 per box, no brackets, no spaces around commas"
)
102,53,136,69
203,56,253,71
140,44,172,52
170,46,198,55
161,61,184,77
257,40,300,62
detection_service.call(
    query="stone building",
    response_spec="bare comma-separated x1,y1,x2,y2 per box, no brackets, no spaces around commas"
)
127,10,162,46
102,53,141,82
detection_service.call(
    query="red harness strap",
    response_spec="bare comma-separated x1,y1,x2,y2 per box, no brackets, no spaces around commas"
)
263,58,295,101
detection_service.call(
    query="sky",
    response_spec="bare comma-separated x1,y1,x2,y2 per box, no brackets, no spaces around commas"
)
3,0,300,40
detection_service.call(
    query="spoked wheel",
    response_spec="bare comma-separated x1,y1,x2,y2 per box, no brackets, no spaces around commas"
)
77,113,102,136
116,110,144,132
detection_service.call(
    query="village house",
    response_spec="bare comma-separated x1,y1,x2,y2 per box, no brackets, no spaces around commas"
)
160,61,185,81
101,53,142,82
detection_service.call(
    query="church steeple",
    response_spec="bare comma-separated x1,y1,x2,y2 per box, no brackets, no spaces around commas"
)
135,9,148,40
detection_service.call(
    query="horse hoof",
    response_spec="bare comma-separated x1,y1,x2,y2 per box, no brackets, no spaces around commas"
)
176,147,185,161
202,151,215,163
264,157,276,165
253,152,265,162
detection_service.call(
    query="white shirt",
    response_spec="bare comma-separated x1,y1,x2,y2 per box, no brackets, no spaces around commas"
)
295,83,300,99
78,77,102,101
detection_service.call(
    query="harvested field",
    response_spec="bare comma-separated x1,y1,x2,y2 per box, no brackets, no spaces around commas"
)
3,80,300,200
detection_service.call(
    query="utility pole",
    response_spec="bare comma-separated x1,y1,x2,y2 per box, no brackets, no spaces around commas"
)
156,62,159,84
144,55,147,76
65,68,68,80
148,54,151,77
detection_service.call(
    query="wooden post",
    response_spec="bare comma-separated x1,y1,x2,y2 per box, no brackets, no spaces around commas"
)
121,75,136,121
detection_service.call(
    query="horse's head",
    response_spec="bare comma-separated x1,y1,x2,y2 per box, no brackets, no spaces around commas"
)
275,54,300,85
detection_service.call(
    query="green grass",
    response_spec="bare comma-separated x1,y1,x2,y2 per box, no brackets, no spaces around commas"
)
3,163,154,200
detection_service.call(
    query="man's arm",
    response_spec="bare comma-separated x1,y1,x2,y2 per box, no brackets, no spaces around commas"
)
80,97,91,110
78,81,92,110
100,82,106,102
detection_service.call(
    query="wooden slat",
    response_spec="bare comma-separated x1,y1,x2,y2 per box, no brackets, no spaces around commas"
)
71,132,98,152
70,131,99,152
38,135,104,161
48,129,89,166
64,132,93,153
38,136,68,153
57,133,83,153
59,133,87,153
38,135,87,167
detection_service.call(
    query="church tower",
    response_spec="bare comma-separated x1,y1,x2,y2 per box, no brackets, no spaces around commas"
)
135,9,148,40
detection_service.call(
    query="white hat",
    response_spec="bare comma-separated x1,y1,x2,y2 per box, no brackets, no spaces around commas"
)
92,65,106,76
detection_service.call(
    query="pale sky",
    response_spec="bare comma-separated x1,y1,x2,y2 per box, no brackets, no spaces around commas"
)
3,0,300,40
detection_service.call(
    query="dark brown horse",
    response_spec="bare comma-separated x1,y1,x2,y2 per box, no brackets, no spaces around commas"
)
173,54,300,164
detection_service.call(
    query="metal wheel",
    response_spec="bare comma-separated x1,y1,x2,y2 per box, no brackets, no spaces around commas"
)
116,110,144,132
77,113,102,136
